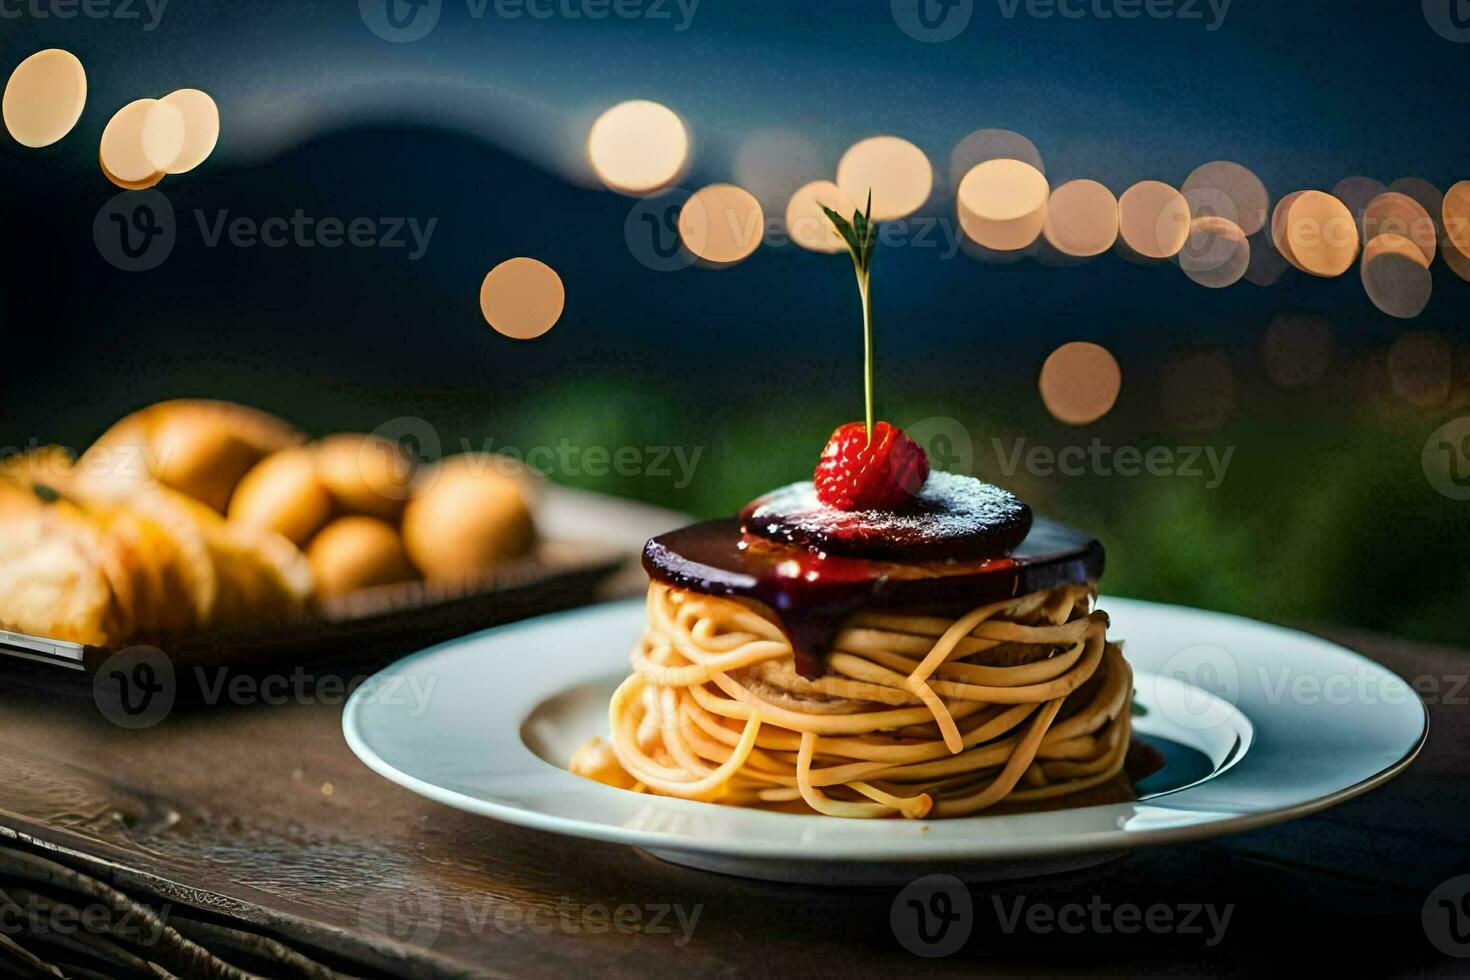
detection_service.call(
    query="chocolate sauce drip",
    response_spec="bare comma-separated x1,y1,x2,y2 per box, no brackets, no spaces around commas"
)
642,517,1104,678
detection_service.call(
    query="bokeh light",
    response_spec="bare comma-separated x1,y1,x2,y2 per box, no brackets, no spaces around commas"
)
957,159,1049,251
3,48,85,148
1331,175,1387,239
949,129,1044,189
785,180,854,254
679,183,764,265
1243,230,1290,286
99,98,184,183
587,100,688,195
836,136,932,221
1363,192,1436,264
1389,177,1445,239
1443,180,1470,282
1041,179,1117,258
1161,348,1235,431
1284,190,1358,277
960,235,1036,266
1262,311,1333,389
733,129,821,215
1180,161,1268,236
1445,245,1470,283
1179,215,1250,288
1117,180,1190,259
1039,341,1121,425
1454,345,1470,410
1361,233,1431,319
1388,330,1452,407
100,150,165,190
1364,231,1430,268
161,88,219,175
1270,189,1307,270
479,257,565,340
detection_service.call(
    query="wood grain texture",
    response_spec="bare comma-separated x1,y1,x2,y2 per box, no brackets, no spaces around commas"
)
0,626,1466,975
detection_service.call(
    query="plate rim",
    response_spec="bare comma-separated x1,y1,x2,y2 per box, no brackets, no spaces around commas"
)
342,596,1428,863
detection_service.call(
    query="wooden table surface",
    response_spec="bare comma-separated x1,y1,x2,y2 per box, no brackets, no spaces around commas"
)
1,493,1466,975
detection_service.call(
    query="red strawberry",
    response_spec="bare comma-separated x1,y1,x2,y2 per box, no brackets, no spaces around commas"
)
813,421,930,511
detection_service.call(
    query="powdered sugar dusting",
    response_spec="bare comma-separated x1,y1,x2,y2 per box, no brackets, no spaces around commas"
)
741,472,1032,560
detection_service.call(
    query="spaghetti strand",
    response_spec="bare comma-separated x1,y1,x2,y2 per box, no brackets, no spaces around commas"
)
571,580,1136,819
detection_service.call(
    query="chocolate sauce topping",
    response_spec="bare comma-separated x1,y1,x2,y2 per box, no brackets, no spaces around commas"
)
642,516,1104,678
741,473,1032,561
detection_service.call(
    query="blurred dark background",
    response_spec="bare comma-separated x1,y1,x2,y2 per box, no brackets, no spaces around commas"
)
1,0,1467,643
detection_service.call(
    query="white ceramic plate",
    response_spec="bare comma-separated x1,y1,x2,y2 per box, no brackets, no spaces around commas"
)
343,597,1426,883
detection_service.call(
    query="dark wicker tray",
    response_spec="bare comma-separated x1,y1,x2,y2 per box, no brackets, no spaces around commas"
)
0,538,627,675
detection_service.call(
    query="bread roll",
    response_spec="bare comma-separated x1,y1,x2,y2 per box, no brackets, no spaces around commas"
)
314,433,416,521
0,479,128,646
202,511,314,625
228,448,333,547
82,400,303,512
401,454,535,581
88,493,218,634
0,438,311,645
307,516,416,597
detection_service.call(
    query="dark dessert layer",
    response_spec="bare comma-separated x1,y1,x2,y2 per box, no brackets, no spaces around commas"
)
740,473,1032,561
643,516,1104,678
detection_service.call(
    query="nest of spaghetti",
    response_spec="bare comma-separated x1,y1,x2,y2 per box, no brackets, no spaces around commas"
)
571,579,1134,819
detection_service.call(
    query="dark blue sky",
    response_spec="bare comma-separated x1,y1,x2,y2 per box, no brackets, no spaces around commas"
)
1,0,1466,440
5,1,1466,187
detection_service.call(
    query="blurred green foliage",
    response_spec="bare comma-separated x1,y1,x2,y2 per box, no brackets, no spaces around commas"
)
471,372,1469,648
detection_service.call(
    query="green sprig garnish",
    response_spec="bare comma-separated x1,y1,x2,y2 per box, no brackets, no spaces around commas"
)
821,192,878,443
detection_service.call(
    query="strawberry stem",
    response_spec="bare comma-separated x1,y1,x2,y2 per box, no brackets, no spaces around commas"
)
819,192,878,446
858,263,874,444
